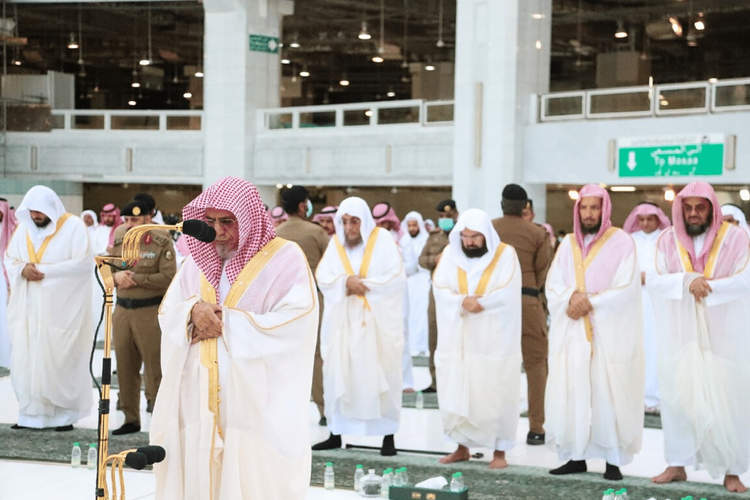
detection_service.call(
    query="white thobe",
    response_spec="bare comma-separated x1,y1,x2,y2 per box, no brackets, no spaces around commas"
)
648,227,750,477
632,230,661,408
397,233,417,390
317,228,406,436
433,244,522,450
92,224,113,255
151,241,318,500
0,220,10,368
4,215,94,427
402,234,430,355
545,231,644,466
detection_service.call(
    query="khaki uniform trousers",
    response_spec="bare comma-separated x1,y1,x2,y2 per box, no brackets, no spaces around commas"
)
522,297,548,435
113,304,162,425
312,290,325,417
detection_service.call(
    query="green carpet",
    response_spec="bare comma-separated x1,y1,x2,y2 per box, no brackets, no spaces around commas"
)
0,367,9,378
413,355,429,367
0,425,736,499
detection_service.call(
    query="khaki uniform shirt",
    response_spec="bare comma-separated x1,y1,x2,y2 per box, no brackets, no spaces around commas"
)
275,216,330,273
112,225,177,299
418,229,450,275
491,216,551,302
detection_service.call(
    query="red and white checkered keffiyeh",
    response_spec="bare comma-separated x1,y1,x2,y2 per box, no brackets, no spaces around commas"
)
672,181,724,272
1,198,16,286
573,184,613,259
182,177,275,292
372,202,405,240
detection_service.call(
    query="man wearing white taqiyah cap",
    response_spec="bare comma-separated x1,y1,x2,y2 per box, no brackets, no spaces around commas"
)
433,209,522,469
314,197,406,456
4,185,95,431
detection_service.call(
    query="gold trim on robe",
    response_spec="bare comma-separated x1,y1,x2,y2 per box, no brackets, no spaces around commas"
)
333,228,381,312
457,243,507,295
25,213,72,264
676,221,731,279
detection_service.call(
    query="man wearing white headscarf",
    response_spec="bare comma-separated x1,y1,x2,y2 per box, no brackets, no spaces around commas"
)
80,210,98,236
4,186,94,430
81,209,104,345
433,209,522,469
313,197,406,456
720,204,750,235
0,198,16,368
401,212,431,355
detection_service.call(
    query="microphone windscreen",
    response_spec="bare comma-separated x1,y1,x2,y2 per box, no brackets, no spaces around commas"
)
136,445,166,464
124,452,148,470
182,219,217,243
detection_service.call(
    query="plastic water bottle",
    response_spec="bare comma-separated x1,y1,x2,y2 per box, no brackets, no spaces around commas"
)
400,467,410,486
450,472,465,492
87,444,97,470
71,442,81,468
380,469,392,498
602,488,615,500
324,462,335,490
416,391,424,410
393,468,404,487
620,488,629,500
354,464,364,493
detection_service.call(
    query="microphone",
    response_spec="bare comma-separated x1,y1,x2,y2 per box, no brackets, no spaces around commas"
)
181,219,216,243
124,452,148,470
136,445,166,464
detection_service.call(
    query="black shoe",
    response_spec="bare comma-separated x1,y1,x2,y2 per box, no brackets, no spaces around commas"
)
526,431,545,445
55,425,74,432
422,386,437,393
380,434,397,456
112,423,141,435
312,433,342,450
604,463,623,480
146,400,154,413
549,460,587,475
10,424,31,430
318,416,327,427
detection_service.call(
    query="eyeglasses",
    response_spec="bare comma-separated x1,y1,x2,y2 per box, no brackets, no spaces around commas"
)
205,217,237,228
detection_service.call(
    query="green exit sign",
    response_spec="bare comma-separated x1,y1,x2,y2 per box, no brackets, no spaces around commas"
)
617,134,727,177
249,34,279,53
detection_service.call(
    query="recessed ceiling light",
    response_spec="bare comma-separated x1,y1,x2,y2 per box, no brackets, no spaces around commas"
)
372,56,384,63
425,64,436,71
183,92,192,98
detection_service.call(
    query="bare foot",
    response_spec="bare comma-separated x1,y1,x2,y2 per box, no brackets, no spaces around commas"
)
651,466,687,484
439,445,470,464
403,388,415,394
724,475,748,493
489,450,508,469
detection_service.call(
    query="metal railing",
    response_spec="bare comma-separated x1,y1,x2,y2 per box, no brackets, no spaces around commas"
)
539,77,750,122
48,110,204,131
259,99,455,131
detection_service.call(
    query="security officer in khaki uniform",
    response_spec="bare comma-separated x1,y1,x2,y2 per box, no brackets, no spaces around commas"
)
111,200,176,435
418,199,459,392
274,185,330,426
492,184,551,446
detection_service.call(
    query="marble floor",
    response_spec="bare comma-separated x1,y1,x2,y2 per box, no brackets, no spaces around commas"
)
0,356,747,499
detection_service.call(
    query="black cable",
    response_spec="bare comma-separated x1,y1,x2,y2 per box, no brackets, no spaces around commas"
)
89,264,105,399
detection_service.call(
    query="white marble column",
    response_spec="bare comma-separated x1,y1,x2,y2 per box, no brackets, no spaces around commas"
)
202,0,293,187
451,0,551,220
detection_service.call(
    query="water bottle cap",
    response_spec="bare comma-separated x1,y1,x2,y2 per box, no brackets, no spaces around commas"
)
453,472,463,477
356,464,363,469
325,462,333,466
385,468,392,473
402,467,407,471
73,442,80,446
417,391,423,394
90,443,96,447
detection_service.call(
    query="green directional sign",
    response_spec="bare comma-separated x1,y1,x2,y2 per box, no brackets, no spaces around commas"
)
249,34,279,54
617,134,726,177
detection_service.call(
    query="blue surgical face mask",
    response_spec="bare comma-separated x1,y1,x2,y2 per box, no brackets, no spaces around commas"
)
306,200,314,218
438,218,455,232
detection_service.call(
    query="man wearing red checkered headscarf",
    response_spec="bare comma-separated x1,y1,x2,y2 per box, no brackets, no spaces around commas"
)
648,181,750,493
545,184,644,481
151,177,318,500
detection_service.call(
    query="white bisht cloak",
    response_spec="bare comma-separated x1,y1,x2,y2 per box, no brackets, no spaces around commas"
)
317,227,406,436
4,192,94,427
432,233,522,450
631,230,661,408
401,212,431,355
648,224,750,477
151,239,318,500
545,230,644,466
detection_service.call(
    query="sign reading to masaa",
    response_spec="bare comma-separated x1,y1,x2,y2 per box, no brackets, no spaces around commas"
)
249,34,279,54
617,133,726,178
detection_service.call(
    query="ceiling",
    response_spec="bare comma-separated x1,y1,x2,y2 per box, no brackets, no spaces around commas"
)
6,0,750,109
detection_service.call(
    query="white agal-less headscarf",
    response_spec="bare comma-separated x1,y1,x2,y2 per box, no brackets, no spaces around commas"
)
448,208,501,277
721,204,750,234
80,210,99,233
400,211,428,246
334,197,376,245
16,185,68,247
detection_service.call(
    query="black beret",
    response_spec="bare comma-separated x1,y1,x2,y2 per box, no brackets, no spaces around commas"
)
502,184,528,201
435,199,456,213
134,193,156,211
281,185,309,205
121,200,151,217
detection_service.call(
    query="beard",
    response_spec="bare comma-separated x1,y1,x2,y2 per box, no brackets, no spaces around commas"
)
215,245,237,261
409,230,419,238
345,235,363,248
581,221,601,235
462,243,488,258
33,217,51,228
685,220,710,236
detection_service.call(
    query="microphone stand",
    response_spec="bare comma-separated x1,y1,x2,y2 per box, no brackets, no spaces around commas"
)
93,222,183,500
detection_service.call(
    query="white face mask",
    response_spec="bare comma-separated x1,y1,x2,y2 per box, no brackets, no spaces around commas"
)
306,199,313,218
